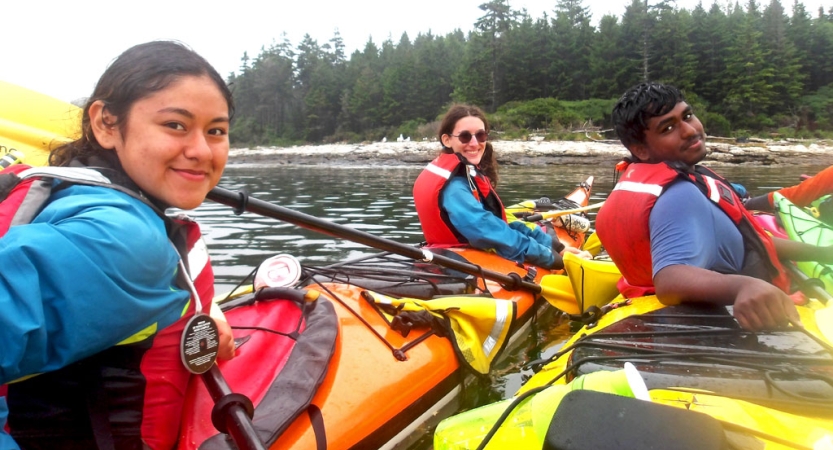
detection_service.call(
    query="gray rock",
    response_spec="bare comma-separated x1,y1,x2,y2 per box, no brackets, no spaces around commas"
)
227,140,833,167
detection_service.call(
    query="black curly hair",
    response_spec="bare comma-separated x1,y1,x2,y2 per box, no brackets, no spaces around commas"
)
612,82,684,151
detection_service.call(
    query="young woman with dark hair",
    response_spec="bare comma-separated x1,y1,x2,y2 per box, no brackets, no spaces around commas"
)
0,40,235,449
413,104,588,270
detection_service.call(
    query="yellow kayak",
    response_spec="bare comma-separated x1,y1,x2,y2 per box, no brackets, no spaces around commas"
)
435,294,833,449
0,80,80,167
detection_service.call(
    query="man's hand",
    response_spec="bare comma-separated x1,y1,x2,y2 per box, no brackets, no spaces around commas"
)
562,245,592,260
732,277,802,330
654,265,802,331
773,238,833,265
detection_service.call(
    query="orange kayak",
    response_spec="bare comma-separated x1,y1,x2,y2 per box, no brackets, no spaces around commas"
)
180,180,593,449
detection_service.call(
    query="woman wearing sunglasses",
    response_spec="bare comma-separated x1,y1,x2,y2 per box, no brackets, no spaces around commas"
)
413,104,584,270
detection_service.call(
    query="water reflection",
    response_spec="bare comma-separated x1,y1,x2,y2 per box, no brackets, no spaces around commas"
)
190,162,825,448
198,163,827,293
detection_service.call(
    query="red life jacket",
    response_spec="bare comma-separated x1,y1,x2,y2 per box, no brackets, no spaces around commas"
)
0,165,115,234
413,152,506,247
596,162,790,298
1,164,214,449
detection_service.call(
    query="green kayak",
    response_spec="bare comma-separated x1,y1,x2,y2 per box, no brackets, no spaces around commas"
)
774,192,833,295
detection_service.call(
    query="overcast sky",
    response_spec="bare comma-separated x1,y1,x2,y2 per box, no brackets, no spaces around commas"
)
3,0,821,104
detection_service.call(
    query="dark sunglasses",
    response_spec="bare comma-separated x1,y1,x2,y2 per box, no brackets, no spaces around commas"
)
450,130,489,144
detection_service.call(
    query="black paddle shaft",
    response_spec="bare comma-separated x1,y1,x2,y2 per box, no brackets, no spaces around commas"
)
207,187,545,296
201,366,266,450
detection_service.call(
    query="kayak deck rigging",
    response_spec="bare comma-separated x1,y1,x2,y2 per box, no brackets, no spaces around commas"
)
302,250,480,300
527,304,833,413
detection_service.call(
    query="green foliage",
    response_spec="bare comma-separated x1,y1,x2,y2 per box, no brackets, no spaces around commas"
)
494,98,562,129
702,112,732,137
721,11,776,129
227,0,832,144
491,97,616,133
395,119,428,141
649,8,697,91
799,83,833,130
588,15,629,98
550,0,595,100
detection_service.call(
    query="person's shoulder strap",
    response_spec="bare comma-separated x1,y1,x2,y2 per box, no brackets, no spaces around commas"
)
16,166,112,186
5,165,166,226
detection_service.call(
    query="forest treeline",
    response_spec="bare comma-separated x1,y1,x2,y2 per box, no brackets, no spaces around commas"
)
227,0,833,146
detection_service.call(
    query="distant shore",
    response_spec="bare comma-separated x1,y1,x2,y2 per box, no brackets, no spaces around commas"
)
227,138,833,167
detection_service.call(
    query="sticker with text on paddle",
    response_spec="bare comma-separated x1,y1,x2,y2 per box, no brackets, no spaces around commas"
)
180,314,219,374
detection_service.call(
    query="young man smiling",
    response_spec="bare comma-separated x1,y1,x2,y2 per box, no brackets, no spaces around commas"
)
596,82,832,331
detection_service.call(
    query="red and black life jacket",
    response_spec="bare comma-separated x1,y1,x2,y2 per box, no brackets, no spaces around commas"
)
0,164,215,449
413,152,506,247
596,161,790,298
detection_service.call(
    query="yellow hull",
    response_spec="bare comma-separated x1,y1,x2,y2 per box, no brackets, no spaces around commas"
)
0,81,80,167
436,296,833,449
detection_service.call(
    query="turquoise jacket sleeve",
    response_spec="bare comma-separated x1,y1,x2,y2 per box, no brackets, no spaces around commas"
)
0,185,190,385
507,220,553,247
0,398,14,450
441,177,556,268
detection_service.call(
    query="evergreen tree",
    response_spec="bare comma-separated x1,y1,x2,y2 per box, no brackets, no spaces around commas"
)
239,51,251,74
328,29,347,66
410,32,461,120
380,33,418,126
452,31,493,108
296,34,342,140
649,7,697,91
618,0,653,87
807,13,833,90
501,12,553,102
747,0,763,20
341,40,384,134
760,0,805,119
787,0,812,63
474,0,521,111
588,14,629,98
224,0,829,142
229,34,301,145
550,0,595,100
689,2,731,106
722,6,776,128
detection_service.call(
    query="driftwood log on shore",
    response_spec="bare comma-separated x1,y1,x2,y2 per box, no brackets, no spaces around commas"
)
228,139,833,167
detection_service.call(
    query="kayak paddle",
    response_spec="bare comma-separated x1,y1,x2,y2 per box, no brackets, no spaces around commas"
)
537,274,580,314
0,81,80,167
783,260,831,305
207,186,582,312
782,261,833,344
523,201,605,222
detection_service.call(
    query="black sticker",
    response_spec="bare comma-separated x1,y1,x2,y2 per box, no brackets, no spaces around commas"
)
180,314,219,374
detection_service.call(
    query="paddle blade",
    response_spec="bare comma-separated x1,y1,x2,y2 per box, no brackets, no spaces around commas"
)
0,81,81,167
526,201,605,222
815,306,833,344
582,232,603,256
539,274,580,314
563,252,621,313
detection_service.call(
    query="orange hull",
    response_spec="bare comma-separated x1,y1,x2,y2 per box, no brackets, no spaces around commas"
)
275,251,546,449
180,178,593,449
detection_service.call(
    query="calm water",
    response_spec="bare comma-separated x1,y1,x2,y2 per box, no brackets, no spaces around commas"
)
199,163,826,292
191,161,827,446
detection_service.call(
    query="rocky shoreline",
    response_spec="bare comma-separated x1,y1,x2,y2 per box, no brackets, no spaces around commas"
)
228,138,833,167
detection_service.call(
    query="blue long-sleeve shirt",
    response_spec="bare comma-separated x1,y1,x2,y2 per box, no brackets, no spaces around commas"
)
441,176,557,268
0,184,189,447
